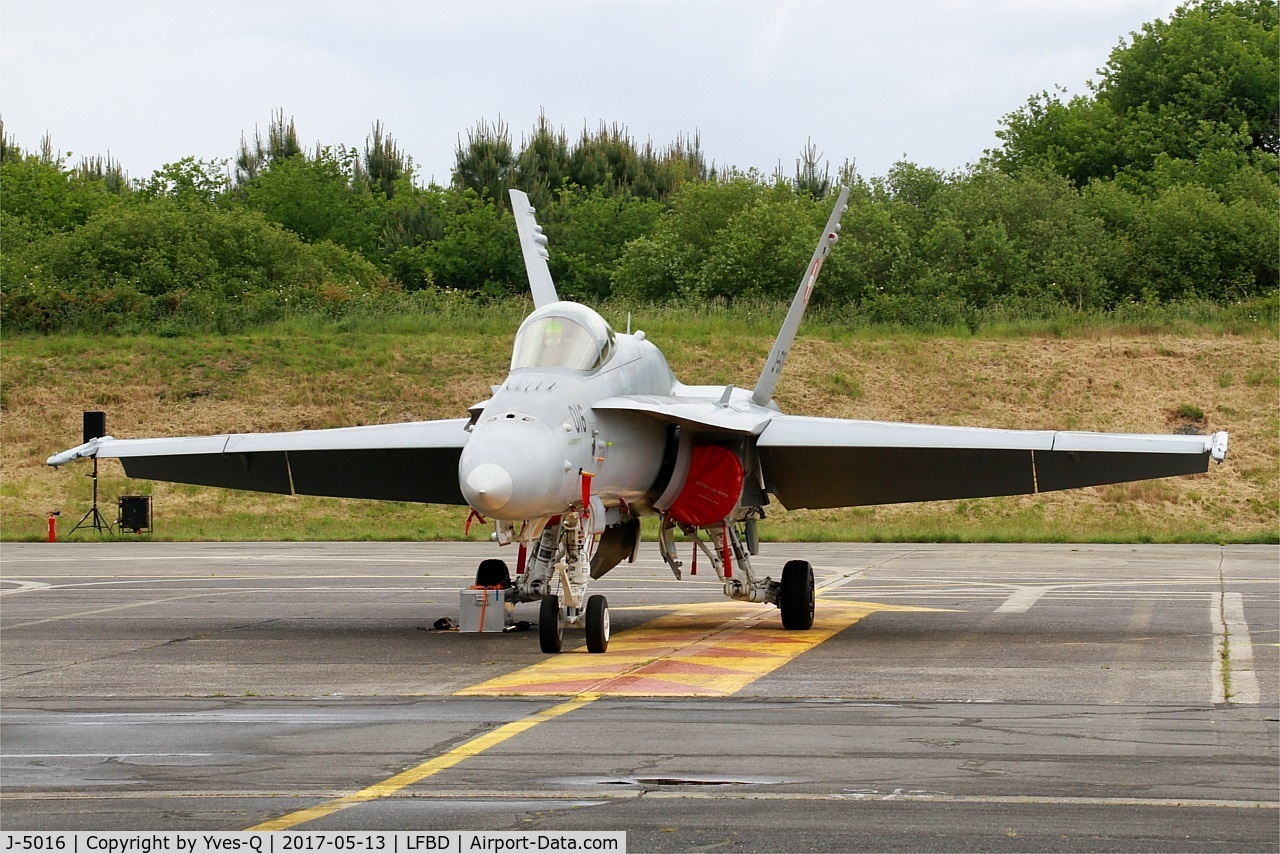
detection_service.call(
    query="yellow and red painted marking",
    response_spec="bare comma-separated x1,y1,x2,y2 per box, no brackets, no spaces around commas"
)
252,598,945,829
458,599,941,697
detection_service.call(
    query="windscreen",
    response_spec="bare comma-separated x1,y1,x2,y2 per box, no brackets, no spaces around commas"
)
511,313,609,371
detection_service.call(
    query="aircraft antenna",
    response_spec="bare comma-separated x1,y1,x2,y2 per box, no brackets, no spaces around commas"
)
751,186,850,407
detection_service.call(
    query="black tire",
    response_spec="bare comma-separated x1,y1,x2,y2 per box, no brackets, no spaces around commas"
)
539,594,563,653
585,595,610,654
779,560,815,630
475,558,511,588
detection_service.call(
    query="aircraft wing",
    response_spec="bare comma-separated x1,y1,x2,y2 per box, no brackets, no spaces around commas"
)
47,419,472,505
756,415,1228,509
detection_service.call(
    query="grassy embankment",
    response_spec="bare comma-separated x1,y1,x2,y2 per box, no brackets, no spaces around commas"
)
3,301,1276,544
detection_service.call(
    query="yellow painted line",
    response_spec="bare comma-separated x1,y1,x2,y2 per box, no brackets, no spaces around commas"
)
459,599,942,697
246,694,598,831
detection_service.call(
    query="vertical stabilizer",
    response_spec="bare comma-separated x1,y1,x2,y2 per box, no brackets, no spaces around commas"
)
751,186,850,407
509,189,559,308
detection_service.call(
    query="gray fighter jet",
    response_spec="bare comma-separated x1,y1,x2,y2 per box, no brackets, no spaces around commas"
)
49,188,1229,653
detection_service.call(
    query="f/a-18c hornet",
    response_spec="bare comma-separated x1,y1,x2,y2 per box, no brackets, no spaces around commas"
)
49,188,1229,653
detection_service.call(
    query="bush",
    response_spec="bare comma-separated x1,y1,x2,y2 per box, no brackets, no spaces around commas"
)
2,201,383,332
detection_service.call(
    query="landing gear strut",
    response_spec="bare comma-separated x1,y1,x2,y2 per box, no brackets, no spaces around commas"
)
521,511,606,654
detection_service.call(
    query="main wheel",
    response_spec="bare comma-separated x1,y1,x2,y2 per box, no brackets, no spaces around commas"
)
779,560,815,630
475,558,511,588
539,594,563,653
585,595,610,654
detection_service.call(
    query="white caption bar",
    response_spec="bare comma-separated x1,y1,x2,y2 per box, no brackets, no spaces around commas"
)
1,834,625,854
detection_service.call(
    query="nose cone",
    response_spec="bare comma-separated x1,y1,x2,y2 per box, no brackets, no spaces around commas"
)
465,463,514,512
459,417,570,519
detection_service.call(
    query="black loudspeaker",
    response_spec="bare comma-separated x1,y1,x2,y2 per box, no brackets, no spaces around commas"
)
118,495,152,533
83,411,107,443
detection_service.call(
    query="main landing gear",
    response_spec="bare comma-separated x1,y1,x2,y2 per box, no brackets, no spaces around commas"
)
658,519,816,631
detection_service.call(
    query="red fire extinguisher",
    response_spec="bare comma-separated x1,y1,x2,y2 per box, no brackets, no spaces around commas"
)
47,511,60,543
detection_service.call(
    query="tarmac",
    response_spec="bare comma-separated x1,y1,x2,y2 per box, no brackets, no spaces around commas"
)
2,542,1277,851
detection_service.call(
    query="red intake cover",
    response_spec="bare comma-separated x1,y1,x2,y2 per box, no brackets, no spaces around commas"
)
666,445,744,527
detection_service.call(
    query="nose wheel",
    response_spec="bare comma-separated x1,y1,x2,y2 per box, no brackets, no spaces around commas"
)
539,594,564,653
538,593,610,654
585,594,610,653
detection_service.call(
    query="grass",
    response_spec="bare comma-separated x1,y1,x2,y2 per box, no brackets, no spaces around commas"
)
59,291,1276,342
3,301,1277,544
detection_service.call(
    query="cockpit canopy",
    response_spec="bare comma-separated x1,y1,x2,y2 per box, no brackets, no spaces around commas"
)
510,302,617,372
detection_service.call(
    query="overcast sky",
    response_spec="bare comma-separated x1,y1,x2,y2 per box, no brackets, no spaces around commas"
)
3,0,1182,186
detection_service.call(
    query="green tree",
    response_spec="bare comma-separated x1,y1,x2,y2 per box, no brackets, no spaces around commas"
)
565,123,707,201
235,109,303,185
237,148,386,261
453,118,516,208
513,112,571,211
1101,0,1278,156
3,201,382,332
1125,183,1277,301
361,121,412,199
821,178,905,306
75,154,130,196
138,158,229,207
993,0,1278,186
693,192,830,301
0,152,121,234
569,122,641,197
613,176,771,301
940,167,1110,309
382,181,446,290
411,189,522,296
544,189,663,300
792,138,833,199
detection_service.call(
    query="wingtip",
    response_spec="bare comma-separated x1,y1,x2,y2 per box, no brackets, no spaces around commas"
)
1211,431,1229,463
47,436,113,468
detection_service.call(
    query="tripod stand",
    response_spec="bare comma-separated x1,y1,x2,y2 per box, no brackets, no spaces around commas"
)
70,456,113,535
